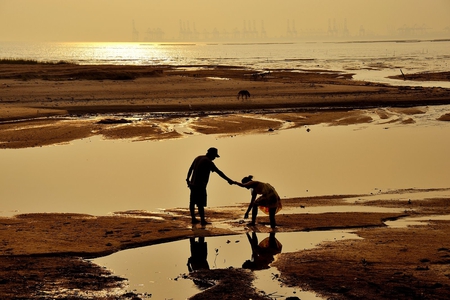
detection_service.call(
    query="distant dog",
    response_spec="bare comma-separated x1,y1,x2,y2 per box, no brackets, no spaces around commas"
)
237,90,251,100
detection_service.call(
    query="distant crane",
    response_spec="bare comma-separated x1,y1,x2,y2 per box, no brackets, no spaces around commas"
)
243,20,249,38
132,20,139,42
328,19,338,37
359,25,366,37
291,20,297,37
286,20,297,38
397,24,431,36
260,20,267,38
343,19,350,37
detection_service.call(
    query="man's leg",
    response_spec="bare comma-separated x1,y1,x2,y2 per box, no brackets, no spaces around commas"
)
190,202,200,223
190,187,201,224
198,188,210,225
199,206,211,225
198,205,205,222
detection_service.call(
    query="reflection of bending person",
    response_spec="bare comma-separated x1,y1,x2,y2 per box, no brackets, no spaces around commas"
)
234,175,281,228
187,237,210,272
242,232,282,270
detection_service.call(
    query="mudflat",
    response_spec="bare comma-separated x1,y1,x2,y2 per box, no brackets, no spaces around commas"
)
1,64,449,148
1,63,450,299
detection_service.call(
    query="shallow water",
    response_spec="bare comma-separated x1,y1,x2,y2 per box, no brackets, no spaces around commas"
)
2,104,449,298
92,230,361,299
1,105,450,217
386,214,450,228
349,189,450,204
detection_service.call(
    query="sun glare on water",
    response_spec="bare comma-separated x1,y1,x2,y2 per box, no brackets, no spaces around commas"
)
61,42,178,65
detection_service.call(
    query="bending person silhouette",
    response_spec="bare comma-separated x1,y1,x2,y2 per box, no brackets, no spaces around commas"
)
234,175,282,228
186,147,234,225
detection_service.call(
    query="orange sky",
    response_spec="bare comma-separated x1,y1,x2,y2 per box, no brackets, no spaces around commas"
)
0,0,449,42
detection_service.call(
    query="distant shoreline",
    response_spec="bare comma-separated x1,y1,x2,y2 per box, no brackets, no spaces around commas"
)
2,37,450,45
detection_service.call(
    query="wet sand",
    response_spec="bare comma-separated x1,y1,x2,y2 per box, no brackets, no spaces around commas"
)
1,64,450,299
1,64,450,148
1,194,450,299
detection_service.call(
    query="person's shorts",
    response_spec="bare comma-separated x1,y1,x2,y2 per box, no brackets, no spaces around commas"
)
256,194,282,215
190,186,207,207
254,193,278,208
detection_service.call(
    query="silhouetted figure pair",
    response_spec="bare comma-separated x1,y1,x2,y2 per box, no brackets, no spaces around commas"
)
187,148,281,229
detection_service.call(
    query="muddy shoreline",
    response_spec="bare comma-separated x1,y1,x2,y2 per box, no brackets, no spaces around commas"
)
1,193,450,299
1,64,450,299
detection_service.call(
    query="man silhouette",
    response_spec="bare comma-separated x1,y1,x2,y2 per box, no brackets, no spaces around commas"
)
186,147,234,225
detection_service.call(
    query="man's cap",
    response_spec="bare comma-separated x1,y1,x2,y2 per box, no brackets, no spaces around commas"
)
207,147,220,158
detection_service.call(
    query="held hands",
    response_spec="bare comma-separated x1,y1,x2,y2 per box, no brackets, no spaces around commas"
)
226,179,243,186
233,181,244,187
244,212,249,219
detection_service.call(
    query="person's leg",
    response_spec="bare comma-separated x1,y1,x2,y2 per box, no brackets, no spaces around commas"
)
198,205,205,222
199,188,211,225
199,206,211,225
269,207,276,228
190,204,200,223
269,232,277,247
189,189,200,223
250,205,258,225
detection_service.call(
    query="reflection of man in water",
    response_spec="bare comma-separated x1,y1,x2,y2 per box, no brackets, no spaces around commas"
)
187,237,210,272
242,232,282,270
186,147,234,225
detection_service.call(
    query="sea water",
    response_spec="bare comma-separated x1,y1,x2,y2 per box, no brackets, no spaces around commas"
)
1,40,449,87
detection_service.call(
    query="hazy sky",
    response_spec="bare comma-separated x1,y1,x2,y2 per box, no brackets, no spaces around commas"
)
1,0,449,42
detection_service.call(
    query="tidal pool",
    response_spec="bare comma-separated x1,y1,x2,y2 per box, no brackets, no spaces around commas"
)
92,229,361,299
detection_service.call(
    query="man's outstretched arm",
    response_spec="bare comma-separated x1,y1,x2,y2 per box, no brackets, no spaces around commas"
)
215,169,234,185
